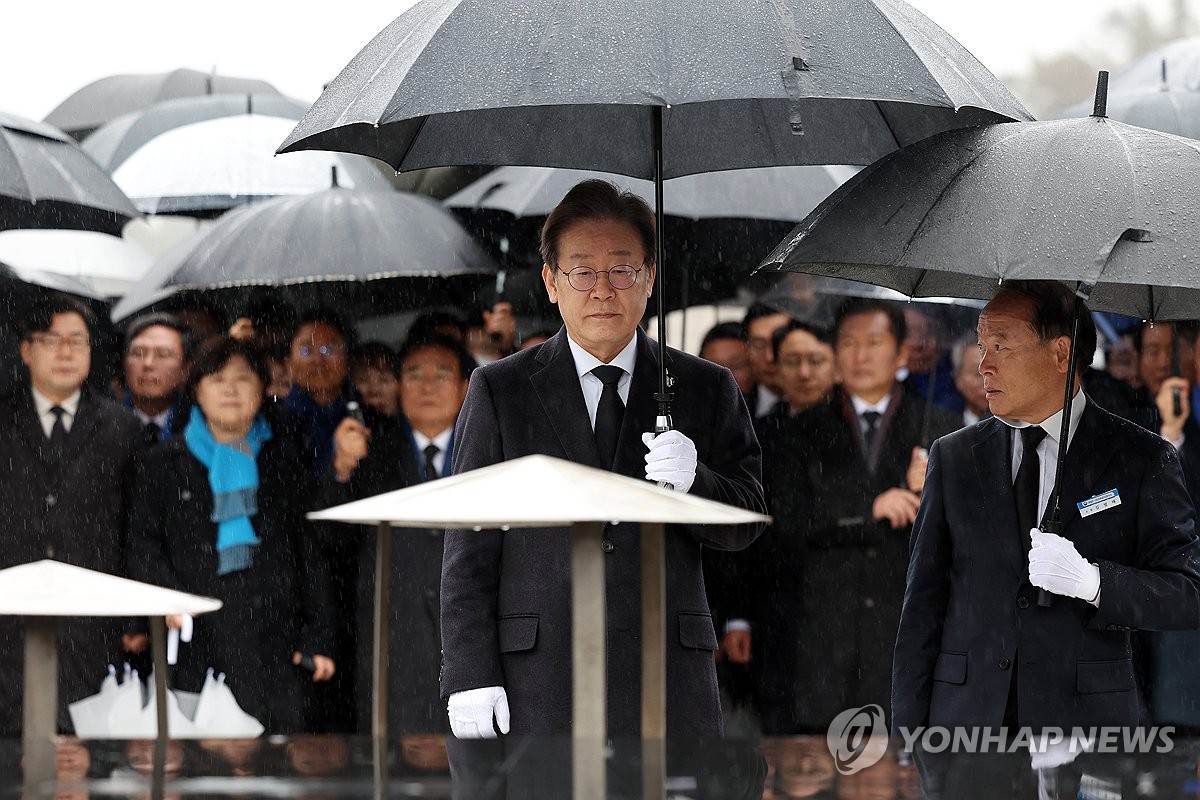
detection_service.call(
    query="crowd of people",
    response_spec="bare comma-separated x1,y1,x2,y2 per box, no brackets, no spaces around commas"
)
5,189,1200,776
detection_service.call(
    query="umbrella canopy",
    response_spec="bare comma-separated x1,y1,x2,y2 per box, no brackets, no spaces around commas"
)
46,68,280,140
0,228,154,297
310,453,771,528
760,116,1200,320
0,560,221,617
1058,59,1200,139
111,186,499,321
1091,37,1200,95
279,0,1030,175
0,111,139,236
84,94,393,214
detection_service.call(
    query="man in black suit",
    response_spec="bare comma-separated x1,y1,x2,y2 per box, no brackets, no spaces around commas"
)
892,282,1200,791
120,312,193,444
0,295,142,734
327,334,475,735
439,181,765,789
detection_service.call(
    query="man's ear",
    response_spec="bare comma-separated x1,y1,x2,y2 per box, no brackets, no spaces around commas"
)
1055,336,1073,373
541,264,559,305
644,262,657,297
18,340,31,368
895,340,910,372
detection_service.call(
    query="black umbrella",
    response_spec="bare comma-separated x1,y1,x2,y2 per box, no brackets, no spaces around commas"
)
0,111,139,236
111,183,499,323
82,94,394,216
45,68,281,141
761,73,1200,586
278,0,1029,432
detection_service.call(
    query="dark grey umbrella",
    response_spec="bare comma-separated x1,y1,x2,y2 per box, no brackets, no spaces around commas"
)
45,68,280,141
0,111,139,236
1058,60,1200,139
279,0,1030,433
83,95,393,215
111,185,498,322
1088,37,1200,95
761,74,1200,589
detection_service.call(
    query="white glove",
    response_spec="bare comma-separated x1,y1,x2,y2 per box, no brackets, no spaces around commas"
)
642,430,698,493
447,686,510,739
1028,529,1101,603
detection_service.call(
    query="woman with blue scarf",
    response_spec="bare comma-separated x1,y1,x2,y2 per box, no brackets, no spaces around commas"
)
127,337,336,732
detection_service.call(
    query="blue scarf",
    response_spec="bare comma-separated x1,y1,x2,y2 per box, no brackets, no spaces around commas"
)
184,411,272,575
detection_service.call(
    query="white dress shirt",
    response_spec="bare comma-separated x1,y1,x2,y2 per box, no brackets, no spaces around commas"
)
754,385,781,419
566,334,638,430
999,391,1087,525
411,427,455,476
849,393,893,439
32,388,81,437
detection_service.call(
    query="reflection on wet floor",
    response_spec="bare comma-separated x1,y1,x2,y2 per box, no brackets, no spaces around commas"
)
9,735,1200,798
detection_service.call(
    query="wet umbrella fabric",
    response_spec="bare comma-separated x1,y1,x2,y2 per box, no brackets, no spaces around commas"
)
83,95,393,214
0,111,138,236
1058,61,1200,139
110,187,498,321
46,68,281,140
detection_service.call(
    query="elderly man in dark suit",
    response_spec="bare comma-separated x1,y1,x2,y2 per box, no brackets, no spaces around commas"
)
439,180,765,790
0,294,142,734
892,281,1200,794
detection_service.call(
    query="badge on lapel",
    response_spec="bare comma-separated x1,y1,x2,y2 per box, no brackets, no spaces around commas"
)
1077,488,1121,518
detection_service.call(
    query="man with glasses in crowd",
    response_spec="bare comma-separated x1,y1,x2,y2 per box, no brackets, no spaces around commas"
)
439,180,765,794
120,312,193,444
0,294,142,734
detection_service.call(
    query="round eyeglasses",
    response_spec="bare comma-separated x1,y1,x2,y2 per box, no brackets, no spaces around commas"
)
558,265,643,292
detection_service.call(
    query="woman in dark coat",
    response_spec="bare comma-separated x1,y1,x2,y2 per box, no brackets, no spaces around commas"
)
127,336,335,732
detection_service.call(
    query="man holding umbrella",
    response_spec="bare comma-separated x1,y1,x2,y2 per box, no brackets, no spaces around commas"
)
440,181,764,790
892,281,1200,791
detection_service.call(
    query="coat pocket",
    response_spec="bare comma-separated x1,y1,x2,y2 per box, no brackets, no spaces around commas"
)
1076,658,1134,694
497,615,539,653
677,612,718,651
933,650,967,685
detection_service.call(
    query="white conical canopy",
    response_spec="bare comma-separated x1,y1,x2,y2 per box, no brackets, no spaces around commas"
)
309,454,770,529
0,561,222,617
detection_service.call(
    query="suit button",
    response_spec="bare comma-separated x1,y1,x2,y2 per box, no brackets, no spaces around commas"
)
601,540,614,553
45,546,55,558
45,494,56,507
998,657,1011,670
1017,596,1029,609
863,597,875,609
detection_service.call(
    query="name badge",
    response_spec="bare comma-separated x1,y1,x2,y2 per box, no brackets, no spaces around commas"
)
1078,489,1121,518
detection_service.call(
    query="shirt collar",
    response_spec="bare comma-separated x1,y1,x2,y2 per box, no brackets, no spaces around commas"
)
998,389,1088,447
412,426,454,453
32,387,81,419
566,333,639,380
849,392,891,417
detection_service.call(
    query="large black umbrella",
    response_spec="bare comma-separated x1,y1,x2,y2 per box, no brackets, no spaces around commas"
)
110,184,498,323
761,74,1200,565
278,0,1029,431
0,112,138,236
45,68,281,141
83,95,393,215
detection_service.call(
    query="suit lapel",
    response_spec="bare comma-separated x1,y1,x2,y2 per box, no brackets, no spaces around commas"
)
530,330,605,469
61,391,101,465
1057,402,1118,537
972,418,1026,578
612,330,661,480
14,391,54,472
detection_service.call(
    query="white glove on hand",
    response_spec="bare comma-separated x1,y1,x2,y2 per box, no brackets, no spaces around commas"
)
1028,529,1101,603
447,686,510,739
642,430,698,493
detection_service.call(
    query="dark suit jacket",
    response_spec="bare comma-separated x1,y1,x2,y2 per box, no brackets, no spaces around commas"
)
125,417,330,733
892,398,1200,732
0,387,142,734
439,328,765,737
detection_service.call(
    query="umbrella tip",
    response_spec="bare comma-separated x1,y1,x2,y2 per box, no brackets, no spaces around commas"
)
1091,71,1109,118
331,165,339,188
1161,59,1169,90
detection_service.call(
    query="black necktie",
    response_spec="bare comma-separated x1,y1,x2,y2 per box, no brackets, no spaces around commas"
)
1014,426,1048,551
143,421,162,446
49,406,68,451
423,443,440,482
591,365,625,469
861,410,882,453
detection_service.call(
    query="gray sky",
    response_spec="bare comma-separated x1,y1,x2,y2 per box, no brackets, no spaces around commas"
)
0,0,1184,121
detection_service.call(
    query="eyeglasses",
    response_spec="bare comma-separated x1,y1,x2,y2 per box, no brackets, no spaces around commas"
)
558,264,643,292
31,333,90,352
779,354,832,369
298,345,346,359
127,347,181,363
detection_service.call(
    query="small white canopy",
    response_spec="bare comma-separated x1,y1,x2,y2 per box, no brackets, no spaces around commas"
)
309,454,771,528
0,561,222,617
